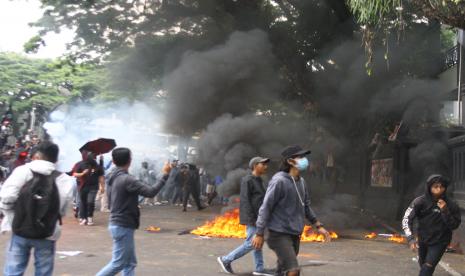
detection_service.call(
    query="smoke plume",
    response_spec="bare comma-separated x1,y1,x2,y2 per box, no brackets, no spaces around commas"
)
44,101,170,172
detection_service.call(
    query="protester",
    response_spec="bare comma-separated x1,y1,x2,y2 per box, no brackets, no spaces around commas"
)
139,161,155,205
402,174,461,276
218,157,273,276
73,152,105,226
167,160,184,205
181,163,205,212
99,155,111,212
0,141,74,276
252,145,331,276
96,147,171,276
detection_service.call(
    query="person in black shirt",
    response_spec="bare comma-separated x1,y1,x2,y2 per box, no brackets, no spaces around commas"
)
403,174,461,276
73,153,104,226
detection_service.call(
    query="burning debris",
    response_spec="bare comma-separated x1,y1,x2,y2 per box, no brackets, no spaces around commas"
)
145,226,161,233
364,232,406,244
365,232,377,239
191,209,337,242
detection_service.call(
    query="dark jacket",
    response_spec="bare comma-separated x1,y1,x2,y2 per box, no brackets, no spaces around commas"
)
256,171,317,236
106,167,169,229
239,173,266,226
402,174,461,245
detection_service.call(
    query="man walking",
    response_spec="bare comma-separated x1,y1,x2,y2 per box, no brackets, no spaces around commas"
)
0,141,74,276
252,145,331,276
96,147,171,276
218,157,274,275
181,163,205,212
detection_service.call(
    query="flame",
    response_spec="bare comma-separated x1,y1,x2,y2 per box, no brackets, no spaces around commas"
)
388,234,406,243
191,209,337,242
301,225,338,242
365,232,377,239
191,209,246,238
145,226,161,232
364,232,406,243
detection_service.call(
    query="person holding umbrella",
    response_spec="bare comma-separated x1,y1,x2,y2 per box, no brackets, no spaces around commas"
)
73,152,104,226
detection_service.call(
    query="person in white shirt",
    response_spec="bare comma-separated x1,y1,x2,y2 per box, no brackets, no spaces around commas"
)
0,141,74,276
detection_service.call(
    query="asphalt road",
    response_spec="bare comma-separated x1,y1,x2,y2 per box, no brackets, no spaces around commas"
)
0,205,463,276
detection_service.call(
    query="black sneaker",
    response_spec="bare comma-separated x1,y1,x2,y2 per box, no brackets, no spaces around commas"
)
217,257,234,274
253,268,275,276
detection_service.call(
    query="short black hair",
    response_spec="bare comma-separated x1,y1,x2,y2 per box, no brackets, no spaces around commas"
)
279,158,292,173
35,141,59,163
112,147,131,167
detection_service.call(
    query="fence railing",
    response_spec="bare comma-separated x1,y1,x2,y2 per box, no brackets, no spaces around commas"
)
444,45,459,71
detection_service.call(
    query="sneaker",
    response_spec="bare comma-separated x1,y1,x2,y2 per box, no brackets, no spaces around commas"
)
79,219,87,226
187,204,193,208
253,269,275,276
217,257,234,274
154,202,162,206
87,217,94,226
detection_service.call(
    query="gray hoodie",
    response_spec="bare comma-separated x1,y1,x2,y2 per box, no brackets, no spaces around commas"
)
256,171,317,236
106,167,169,229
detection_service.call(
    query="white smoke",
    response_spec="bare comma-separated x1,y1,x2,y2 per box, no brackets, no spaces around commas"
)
43,101,174,172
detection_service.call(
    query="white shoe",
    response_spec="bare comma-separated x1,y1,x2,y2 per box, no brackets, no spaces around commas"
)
187,204,193,208
87,217,94,226
79,219,87,225
154,202,162,206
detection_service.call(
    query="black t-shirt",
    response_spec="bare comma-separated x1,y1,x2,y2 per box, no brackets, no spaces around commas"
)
76,161,104,190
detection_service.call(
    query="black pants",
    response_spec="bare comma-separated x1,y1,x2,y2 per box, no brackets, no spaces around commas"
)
267,230,300,275
171,186,183,204
79,188,98,219
418,242,448,276
182,187,202,210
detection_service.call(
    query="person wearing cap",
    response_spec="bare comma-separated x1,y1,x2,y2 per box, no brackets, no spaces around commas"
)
252,145,331,276
217,157,274,276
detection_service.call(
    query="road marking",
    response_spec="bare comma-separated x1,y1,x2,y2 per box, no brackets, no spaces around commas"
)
412,257,462,276
439,261,462,276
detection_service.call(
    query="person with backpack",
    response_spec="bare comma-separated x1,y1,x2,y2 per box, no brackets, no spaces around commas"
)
96,147,171,276
0,141,74,276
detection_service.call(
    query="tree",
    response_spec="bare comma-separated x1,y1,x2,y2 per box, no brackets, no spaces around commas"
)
348,0,465,30
0,52,105,127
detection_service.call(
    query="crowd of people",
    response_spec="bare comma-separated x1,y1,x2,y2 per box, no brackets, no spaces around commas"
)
0,129,42,185
0,138,461,276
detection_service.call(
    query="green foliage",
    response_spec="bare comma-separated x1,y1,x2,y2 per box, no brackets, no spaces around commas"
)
23,35,45,54
347,0,401,26
347,0,465,29
0,52,105,114
441,27,457,52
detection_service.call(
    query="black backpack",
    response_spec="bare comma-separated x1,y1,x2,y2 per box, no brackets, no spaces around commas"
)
12,170,62,239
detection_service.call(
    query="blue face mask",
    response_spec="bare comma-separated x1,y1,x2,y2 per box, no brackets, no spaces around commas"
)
295,157,309,171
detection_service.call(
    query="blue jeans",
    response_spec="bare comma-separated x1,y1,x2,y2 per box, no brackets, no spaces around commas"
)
4,234,55,276
221,225,264,272
96,225,137,276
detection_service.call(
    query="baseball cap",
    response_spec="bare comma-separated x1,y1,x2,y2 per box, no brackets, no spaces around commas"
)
249,156,270,169
281,145,311,159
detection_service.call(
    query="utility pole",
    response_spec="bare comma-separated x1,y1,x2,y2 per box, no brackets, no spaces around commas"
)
458,29,464,125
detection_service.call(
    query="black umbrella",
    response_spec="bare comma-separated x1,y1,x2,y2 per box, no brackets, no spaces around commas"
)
79,138,116,155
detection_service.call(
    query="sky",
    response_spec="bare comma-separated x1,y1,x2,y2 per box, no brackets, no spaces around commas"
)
0,0,74,59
